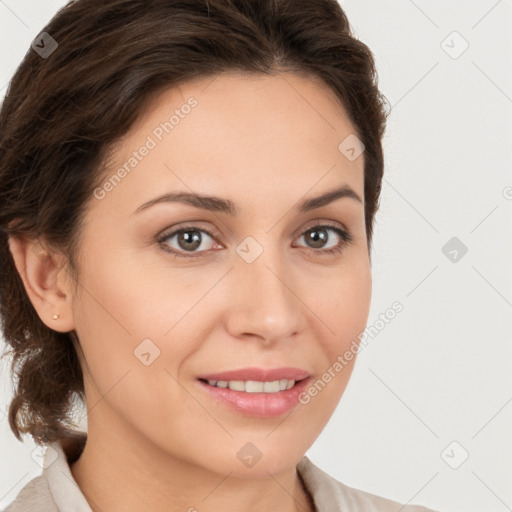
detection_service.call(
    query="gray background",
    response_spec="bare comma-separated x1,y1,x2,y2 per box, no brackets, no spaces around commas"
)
1,1,511,511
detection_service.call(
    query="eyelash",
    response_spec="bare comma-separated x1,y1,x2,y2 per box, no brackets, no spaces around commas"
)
157,222,353,259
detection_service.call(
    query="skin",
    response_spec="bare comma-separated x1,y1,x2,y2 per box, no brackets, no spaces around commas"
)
9,71,372,512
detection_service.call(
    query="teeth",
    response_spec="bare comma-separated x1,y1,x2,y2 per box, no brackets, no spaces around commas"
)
206,379,296,393
229,380,245,392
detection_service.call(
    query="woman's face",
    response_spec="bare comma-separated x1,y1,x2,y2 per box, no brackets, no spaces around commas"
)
68,71,372,477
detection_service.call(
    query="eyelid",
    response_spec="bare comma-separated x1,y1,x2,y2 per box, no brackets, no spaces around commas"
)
157,221,222,243
296,218,348,237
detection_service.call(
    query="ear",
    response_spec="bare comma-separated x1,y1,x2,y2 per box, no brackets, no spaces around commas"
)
8,235,76,332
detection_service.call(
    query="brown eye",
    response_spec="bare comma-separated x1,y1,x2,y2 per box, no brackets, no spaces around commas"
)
158,227,217,257
295,224,353,255
157,222,353,259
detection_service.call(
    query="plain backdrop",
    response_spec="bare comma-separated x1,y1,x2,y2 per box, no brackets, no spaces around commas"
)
1,1,511,511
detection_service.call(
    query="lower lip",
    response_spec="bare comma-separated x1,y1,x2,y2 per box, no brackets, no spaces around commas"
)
197,378,311,418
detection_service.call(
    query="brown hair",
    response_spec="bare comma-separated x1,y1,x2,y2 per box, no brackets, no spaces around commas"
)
0,0,389,445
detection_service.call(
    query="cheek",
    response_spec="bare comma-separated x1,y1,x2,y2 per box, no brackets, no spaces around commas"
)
70,246,215,396
305,258,372,353
71,257,192,437
73,242,198,341
291,257,371,409
70,255,228,467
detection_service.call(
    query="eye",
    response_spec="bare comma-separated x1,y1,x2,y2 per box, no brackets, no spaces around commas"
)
157,226,218,258
157,222,353,259
293,223,353,255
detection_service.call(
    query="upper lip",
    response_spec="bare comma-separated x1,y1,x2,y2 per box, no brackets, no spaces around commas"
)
197,367,310,382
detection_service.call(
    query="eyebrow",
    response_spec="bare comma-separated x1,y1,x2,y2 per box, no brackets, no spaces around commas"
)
132,184,362,216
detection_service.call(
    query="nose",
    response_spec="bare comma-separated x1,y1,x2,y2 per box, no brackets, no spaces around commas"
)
225,243,303,346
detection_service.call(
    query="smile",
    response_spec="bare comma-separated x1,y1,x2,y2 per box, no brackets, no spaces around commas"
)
196,375,311,418
200,379,296,393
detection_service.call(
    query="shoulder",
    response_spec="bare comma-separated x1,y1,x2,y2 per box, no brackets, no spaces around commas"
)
4,433,87,512
297,456,440,512
3,475,57,512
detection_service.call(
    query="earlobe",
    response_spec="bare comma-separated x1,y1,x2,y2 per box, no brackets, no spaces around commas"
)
7,235,76,332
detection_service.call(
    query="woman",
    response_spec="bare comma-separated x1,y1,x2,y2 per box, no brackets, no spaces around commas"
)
0,0,440,511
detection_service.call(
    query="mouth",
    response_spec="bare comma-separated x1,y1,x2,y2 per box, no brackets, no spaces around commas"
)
195,368,311,418
197,377,303,393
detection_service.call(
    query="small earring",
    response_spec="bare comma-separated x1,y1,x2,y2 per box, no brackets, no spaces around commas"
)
52,313,60,320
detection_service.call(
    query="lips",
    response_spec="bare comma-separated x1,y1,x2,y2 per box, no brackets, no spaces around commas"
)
195,367,312,418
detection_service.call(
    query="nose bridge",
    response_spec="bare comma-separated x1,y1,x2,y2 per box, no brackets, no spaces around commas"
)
229,237,301,340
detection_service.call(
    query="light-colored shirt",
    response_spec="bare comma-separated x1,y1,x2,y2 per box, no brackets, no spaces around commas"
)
4,434,440,512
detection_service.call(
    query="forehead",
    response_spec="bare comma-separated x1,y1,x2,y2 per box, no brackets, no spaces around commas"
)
92,71,364,218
